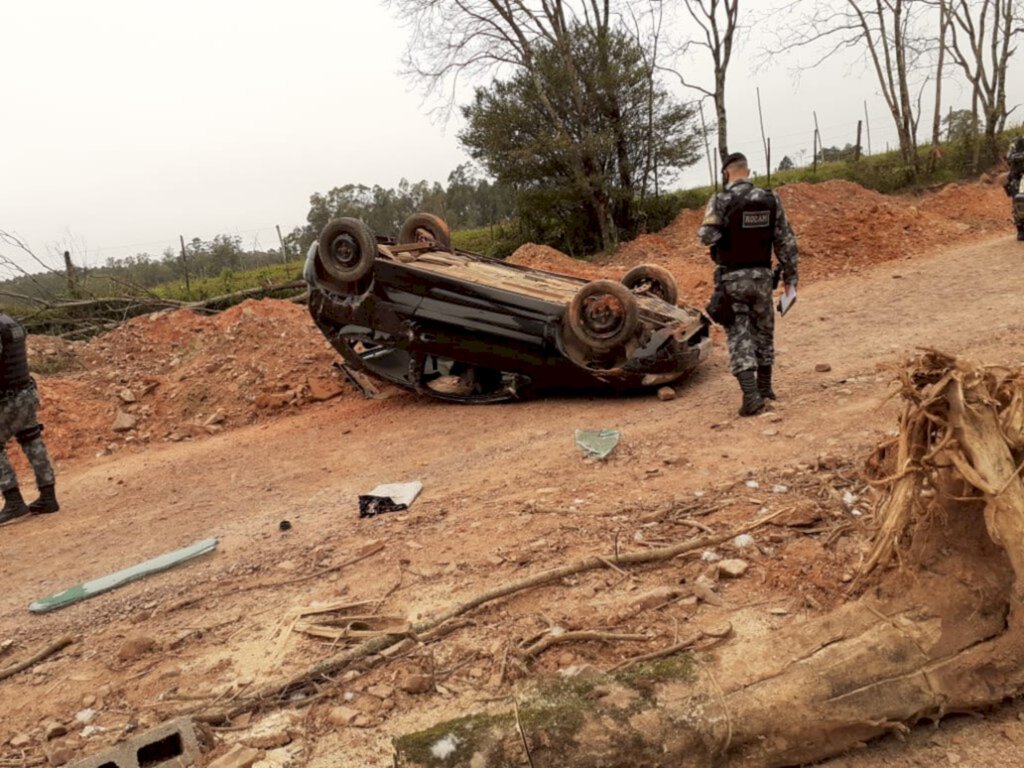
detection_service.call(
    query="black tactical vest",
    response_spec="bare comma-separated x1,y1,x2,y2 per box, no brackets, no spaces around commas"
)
715,185,777,270
0,314,31,391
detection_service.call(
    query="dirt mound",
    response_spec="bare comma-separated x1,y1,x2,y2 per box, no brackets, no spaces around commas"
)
21,299,344,466
921,179,1010,229
587,178,1011,305
507,243,608,280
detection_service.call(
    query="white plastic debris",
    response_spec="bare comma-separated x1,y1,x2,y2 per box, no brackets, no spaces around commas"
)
75,709,96,724
842,490,858,508
745,479,760,489
701,550,722,562
80,725,106,738
431,735,461,760
772,484,789,494
732,534,756,549
694,490,706,498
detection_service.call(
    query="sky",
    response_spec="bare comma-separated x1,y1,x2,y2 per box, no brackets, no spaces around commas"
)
1,0,1021,274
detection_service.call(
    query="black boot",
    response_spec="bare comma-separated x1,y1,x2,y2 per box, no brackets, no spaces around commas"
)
0,487,30,524
736,370,766,417
1017,225,1024,241
757,365,777,400
29,484,59,515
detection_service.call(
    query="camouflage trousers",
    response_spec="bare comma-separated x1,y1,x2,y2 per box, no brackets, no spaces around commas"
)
722,271,775,375
0,386,55,492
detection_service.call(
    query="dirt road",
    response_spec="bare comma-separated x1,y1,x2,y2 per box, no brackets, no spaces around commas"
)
1,233,1023,767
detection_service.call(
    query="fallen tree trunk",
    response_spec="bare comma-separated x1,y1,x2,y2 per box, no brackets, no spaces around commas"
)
395,352,1024,767
14,280,307,339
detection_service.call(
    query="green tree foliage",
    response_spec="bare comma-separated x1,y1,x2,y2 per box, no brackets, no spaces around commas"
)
459,26,701,255
778,155,795,172
817,144,861,163
943,109,978,143
289,164,514,253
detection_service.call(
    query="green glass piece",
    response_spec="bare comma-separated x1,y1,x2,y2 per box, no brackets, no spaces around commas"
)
574,429,621,460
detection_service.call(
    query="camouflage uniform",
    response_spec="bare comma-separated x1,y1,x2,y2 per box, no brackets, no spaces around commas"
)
0,386,55,492
699,180,799,375
0,314,55,494
1005,139,1024,235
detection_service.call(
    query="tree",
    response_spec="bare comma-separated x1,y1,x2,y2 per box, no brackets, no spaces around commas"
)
942,0,1024,169
289,171,516,255
664,0,741,163
817,143,860,163
387,0,701,252
460,25,700,254
943,108,977,142
777,155,795,171
768,1,929,173
928,0,953,172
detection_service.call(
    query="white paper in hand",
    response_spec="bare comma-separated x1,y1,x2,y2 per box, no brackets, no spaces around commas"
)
778,286,797,316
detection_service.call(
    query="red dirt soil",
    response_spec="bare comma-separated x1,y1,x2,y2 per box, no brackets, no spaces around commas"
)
20,300,341,472
511,177,1012,308
0,178,1022,768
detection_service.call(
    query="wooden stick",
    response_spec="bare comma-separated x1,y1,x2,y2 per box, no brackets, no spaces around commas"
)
513,696,536,768
522,631,650,658
0,637,74,681
607,631,705,673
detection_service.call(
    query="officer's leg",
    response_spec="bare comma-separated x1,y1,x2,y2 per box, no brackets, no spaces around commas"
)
724,285,765,416
0,399,30,522
13,390,58,514
752,280,777,400
0,447,18,493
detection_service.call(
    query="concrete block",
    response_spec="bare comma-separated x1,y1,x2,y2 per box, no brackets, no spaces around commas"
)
69,717,200,768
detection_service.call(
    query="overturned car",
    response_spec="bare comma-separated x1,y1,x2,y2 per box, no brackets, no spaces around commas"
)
304,213,711,403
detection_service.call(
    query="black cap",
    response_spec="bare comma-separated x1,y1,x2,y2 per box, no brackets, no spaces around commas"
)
721,152,747,173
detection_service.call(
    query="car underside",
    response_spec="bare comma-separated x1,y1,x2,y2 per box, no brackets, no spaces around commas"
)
305,214,711,403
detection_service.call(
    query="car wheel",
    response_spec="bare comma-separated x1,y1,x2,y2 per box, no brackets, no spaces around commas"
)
565,279,639,354
318,218,377,283
398,213,452,249
622,264,679,305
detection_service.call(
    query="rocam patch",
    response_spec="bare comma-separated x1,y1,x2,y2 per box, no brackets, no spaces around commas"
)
742,211,771,228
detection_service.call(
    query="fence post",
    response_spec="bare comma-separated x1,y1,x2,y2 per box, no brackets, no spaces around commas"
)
63,250,78,298
179,235,191,298
855,120,863,161
276,225,289,264
757,87,770,175
863,101,872,155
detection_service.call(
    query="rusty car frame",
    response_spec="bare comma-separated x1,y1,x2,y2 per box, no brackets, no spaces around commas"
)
304,213,711,403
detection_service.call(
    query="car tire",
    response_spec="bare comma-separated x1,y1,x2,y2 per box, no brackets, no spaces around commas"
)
622,264,679,305
318,218,377,283
398,213,452,249
565,279,639,354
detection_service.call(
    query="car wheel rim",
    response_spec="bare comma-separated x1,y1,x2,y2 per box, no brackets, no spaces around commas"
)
581,293,627,339
330,234,361,269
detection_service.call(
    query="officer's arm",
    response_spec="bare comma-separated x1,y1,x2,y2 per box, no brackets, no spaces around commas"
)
698,195,724,248
773,193,799,287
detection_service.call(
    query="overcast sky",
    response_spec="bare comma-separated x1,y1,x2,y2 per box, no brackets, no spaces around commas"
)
1,0,1020,273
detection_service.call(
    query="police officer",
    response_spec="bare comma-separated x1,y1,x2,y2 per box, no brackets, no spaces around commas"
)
1004,136,1024,241
0,313,59,524
699,152,799,417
